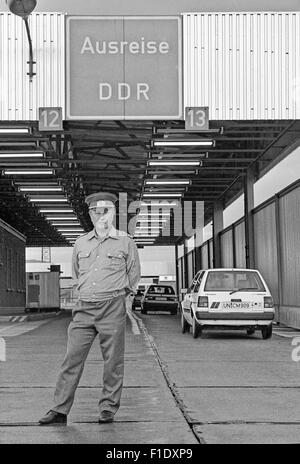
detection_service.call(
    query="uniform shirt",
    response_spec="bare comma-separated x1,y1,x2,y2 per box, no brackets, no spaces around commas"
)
72,227,141,302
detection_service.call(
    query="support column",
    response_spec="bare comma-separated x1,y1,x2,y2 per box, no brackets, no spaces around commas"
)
213,200,224,268
175,243,179,297
183,242,189,288
244,167,255,268
275,194,283,323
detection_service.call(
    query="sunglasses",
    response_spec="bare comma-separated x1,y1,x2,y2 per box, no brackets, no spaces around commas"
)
89,207,115,215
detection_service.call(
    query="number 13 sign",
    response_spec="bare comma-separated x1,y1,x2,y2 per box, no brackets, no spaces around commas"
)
185,107,209,131
38,107,63,131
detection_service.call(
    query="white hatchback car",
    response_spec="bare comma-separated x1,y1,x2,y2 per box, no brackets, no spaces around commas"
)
181,268,275,339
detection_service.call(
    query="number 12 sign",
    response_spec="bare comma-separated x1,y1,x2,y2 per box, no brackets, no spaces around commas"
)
39,107,63,131
185,107,209,131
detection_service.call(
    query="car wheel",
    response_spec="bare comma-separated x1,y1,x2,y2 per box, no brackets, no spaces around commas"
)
171,309,177,315
192,317,201,339
181,312,190,333
247,328,255,335
141,309,147,315
261,324,272,339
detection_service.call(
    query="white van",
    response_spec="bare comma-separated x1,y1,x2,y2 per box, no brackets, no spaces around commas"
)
181,269,275,339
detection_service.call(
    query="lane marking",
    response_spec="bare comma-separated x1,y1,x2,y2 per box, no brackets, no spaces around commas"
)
0,321,49,337
273,327,300,339
0,324,18,334
274,332,300,339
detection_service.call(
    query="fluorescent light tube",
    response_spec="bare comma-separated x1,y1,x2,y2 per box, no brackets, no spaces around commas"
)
0,128,30,134
40,209,74,213
20,187,63,192
140,202,179,206
61,232,84,236
148,160,201,166
138,213,170,217
153,139,214,147
57,228,84,232
3,169,54,175
0,152,44,158
143,193,183,198
29,198,68,202
50,222,81,226
138,219,167,223
134,229,160,233
45,216,78,220
145,180,190,185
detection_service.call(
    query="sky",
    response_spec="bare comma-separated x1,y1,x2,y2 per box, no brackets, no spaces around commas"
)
1,0,299,15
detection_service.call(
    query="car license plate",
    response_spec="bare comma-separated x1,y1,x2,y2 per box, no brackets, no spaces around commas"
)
157,297,167,301
221,301,263,310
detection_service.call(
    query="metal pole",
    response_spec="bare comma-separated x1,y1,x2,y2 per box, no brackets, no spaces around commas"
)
23,17,35,81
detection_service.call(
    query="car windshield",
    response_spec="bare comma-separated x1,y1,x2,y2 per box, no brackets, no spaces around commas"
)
147,285,175,295
204,271,266,292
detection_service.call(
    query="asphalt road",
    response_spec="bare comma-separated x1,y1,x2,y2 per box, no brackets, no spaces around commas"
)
0,309,299,444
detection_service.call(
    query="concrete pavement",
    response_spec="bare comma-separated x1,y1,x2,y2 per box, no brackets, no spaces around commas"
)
0,312,197,444
1,309,300,444
138,312,300,444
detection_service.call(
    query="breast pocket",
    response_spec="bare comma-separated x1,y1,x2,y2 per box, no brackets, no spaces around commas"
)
78,251,91,272
106,252,126,270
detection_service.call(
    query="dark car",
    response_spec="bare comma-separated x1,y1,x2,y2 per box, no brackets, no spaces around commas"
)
132,289,145,310
141,285,178,315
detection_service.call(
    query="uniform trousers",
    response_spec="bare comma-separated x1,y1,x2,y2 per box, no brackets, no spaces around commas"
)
52,295,126,415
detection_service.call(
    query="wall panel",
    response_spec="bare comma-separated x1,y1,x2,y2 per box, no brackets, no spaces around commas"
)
253,202,279,304
201,243,209,269
234,221,246,268
279,186,300,306
0,219,26,313
220,228,234,267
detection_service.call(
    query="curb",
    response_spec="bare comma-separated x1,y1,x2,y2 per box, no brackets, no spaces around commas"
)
0,312,62,323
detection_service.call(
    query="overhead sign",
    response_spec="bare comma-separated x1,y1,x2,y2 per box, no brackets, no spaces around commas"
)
66,16,182,120
185,107,209,131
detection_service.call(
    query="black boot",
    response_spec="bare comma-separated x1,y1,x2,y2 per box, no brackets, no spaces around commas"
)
98,410,114,423
39,410,67,426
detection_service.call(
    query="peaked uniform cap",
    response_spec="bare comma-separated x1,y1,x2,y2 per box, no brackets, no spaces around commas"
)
85,192,118,208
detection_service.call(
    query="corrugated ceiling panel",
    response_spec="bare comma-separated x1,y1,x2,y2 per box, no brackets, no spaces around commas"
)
183,12,300,119
0,12,65,120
